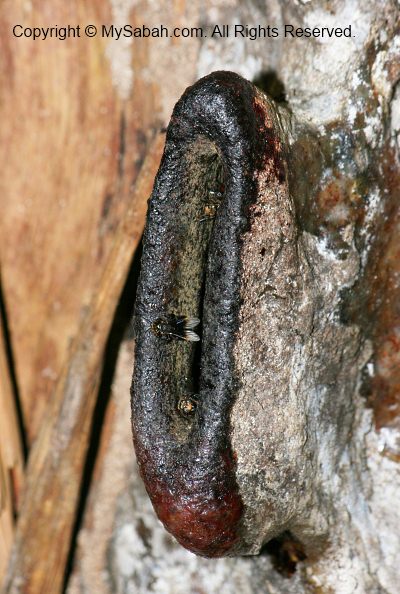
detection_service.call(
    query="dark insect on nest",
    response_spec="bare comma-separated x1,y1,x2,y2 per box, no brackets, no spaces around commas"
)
199,187,224,222
177,394,199,416
150,314,200,342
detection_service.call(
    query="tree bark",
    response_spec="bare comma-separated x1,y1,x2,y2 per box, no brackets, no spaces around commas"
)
1,0,399,593
70,2,400,592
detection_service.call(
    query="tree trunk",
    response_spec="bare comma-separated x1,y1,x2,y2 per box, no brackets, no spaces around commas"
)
70,2,400,592
1,0,399,593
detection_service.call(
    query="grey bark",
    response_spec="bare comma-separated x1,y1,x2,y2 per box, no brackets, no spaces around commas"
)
68,0,400,592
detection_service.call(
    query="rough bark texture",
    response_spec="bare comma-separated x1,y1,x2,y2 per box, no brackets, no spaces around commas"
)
129,1,399,591
1,0,399,592
132,72,294,558
130,65,399,594
73,0,399,587
68,340,310,594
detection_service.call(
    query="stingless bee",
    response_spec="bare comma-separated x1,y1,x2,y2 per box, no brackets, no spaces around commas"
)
177,394,199,416
150,314,200,342
199,187,224,223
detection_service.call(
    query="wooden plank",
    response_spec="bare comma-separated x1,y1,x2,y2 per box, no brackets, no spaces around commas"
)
3,135,164,594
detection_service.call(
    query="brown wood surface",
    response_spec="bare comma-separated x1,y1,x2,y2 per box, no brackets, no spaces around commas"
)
0,0,163,444
0,297,24,585
3,134,164,594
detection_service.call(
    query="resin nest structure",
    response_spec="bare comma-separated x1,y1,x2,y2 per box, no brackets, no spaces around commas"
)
131,71,305,557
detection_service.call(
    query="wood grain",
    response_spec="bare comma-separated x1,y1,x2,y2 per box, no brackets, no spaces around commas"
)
3,135,164,594
0,0,161,444
0,294,24,586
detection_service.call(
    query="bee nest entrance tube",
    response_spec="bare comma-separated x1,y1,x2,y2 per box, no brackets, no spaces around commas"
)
131,71,359,559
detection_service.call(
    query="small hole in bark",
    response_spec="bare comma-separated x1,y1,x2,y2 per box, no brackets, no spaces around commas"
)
253,71,287,104
260,247,266,257
261,531,307,577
